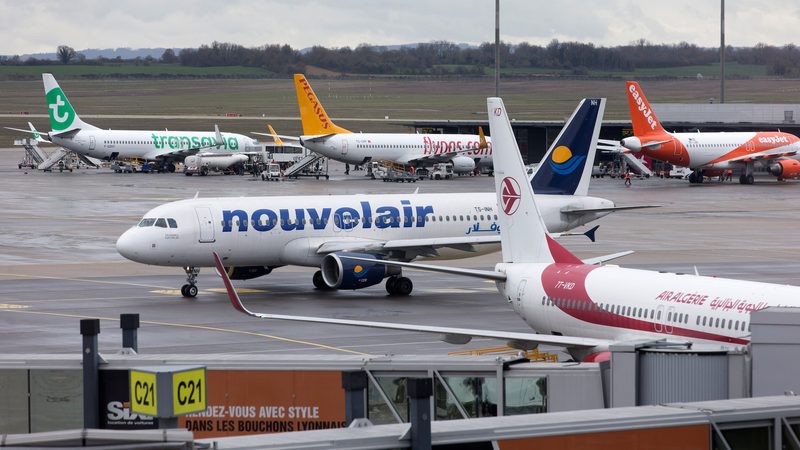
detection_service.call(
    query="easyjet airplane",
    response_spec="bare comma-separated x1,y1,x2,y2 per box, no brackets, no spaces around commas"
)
219,97,798,362
259,74,493,174
617,81,800,184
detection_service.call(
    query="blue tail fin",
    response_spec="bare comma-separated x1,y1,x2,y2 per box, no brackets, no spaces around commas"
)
531,98,605,196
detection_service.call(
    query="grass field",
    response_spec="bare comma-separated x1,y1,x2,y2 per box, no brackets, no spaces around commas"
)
2,76,800,143
0,64,271,80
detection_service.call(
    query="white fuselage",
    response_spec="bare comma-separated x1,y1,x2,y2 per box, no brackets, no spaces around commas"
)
499,261,799,353
302,133,493,167
623,131,800,170
51,129,259,161
116,193,612,268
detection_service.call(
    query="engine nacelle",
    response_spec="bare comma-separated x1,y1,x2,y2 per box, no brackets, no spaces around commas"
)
321,252,398,290
769,159,800,178
451,155,476,174
225,266,272,280
620,136,642,152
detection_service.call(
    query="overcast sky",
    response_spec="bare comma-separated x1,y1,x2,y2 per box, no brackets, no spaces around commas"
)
1,0,798,55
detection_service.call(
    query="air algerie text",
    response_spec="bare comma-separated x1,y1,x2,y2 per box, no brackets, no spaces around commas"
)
222,200,435,232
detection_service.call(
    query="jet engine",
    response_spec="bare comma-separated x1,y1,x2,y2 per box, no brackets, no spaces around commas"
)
451,155,476,174
321,252,399,290
224,266,273,280
769,159,800,179
619,136,642,152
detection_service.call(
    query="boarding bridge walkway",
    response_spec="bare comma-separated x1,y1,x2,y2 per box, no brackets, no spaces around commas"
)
284,153,325,177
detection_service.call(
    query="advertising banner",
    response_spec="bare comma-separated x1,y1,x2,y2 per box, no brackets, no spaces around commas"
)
179,370,346,438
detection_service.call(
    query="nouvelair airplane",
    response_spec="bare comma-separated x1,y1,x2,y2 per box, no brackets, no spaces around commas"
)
219,97,800,362
616,81,800,185
7,74,260,172
260,74,493,174
117,98,648,298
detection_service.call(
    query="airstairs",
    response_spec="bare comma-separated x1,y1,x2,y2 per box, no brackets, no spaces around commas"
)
284,153,326,178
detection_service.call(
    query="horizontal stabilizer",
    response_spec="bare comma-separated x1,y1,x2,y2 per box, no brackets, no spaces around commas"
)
252,131,301,142
582,250,634,265
561,204,660,214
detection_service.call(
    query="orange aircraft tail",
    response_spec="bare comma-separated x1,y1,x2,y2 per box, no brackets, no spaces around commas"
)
293,74,351,136
626,81,666,136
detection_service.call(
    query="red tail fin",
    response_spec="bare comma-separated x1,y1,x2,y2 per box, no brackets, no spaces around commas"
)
626,81,666,136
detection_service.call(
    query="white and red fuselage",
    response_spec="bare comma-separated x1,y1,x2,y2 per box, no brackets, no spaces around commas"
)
499,255,796,357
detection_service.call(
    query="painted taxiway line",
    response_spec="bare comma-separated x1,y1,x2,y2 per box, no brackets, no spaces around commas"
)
0,309,368,356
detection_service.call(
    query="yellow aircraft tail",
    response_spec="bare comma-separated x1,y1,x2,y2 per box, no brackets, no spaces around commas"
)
478,126,488,149
293,74,351,135
267,124,284,146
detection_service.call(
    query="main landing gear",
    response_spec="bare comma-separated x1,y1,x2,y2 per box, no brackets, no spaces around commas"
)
739,162,755,185
385,275,413,296
312,270,333,290
181,266,200,298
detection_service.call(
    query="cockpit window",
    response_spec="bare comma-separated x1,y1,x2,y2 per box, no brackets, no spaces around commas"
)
138,218,156,227
167,218,178,228
155,218,167,228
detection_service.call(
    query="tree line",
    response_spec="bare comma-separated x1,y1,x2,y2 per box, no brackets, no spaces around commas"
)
5,40,800,77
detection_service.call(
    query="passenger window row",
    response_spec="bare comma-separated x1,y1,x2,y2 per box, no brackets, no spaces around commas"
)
541,296,751,332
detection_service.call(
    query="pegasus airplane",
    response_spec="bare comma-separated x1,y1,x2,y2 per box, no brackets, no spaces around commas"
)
118,97,651,297
260,74,493,174
618,81,800,184
7,74,260,172
220,97,800,363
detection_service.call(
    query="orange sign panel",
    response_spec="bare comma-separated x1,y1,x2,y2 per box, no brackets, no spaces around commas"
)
178,370,346,438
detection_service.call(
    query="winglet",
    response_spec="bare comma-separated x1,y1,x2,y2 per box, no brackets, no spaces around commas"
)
583,225,599,243
478,126,488,149
214,124,223,147
267,124,284,146
212,252,254,316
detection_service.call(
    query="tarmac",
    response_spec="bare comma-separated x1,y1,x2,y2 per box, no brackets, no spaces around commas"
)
2,147,800,357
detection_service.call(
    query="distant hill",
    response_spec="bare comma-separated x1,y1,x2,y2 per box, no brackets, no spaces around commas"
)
10,47,182,61
298,42,477,54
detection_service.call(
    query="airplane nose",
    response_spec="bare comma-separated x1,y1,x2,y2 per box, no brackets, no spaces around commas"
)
116,229,140,262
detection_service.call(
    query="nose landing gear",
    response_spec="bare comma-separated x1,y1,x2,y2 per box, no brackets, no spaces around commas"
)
181,266,200,298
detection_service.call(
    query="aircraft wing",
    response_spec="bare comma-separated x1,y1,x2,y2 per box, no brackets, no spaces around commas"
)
214,252,607,350
715,149,798,164
314,235,501,257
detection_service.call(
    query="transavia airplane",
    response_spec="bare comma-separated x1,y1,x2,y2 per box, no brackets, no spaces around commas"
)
117,97,653,298
613,81,800,185
219,97,800,362
6,74,260,172
258,74,493,175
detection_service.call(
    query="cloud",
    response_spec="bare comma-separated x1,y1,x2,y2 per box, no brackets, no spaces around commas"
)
0,0,796,55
